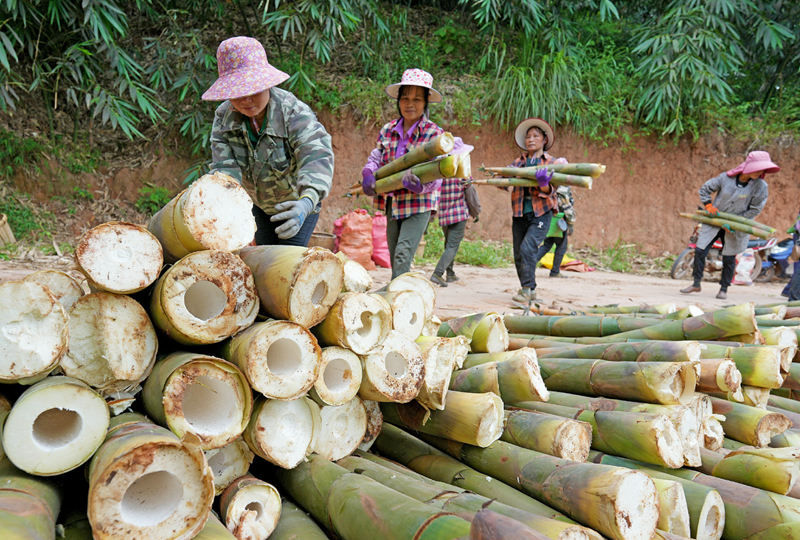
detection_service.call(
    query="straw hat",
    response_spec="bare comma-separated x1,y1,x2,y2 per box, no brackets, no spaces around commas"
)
514,118,554,151
385,69,442,103
727,151,780,176
202,37,289,101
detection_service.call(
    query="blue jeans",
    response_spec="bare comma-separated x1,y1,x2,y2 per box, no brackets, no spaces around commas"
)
512,211,552,289
252,204,320,246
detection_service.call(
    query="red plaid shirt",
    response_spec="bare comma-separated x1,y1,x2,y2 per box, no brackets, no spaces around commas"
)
510,152,558,218
372,117,444,220
437,177,470,226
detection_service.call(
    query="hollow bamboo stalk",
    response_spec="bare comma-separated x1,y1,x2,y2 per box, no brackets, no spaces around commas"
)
0,455,60,540
204,439,254,495
679,213,772,239
694,209,775,234
502,409,592,462
699,446,800,495
504,314,659,337
358,400,382,451
358,330,424,403
483,162,606,178
375,132,455,179
244,396,320,469
219,475,281,539
386,272,437,320
755,305,789,317
536,340,702,363
450,356,549,403
310,346,362,406
650,478,692,537
374,155,459,194
269,499,328,540
374,290,426,340
438,311,509,352
710,397,791,447
697,358,743,397
312,396,367,460
315,292,392,354
382,390,503,447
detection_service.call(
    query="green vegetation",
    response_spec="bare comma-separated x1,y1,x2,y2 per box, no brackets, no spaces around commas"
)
415,220,514,268
135,184,173,215
576,241,674,276
0,191,54,242
0,129,45,178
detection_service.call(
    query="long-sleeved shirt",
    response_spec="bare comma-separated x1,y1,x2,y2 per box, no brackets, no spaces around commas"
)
509,153,558,218
208,87,333,214
437,177,470,226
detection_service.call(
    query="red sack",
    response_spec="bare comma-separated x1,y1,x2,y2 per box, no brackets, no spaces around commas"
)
372,211,391,268
336,209,375,270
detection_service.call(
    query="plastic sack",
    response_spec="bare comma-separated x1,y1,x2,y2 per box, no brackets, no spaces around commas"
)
733,248,755,286
372,211,391,268
336,209,375,270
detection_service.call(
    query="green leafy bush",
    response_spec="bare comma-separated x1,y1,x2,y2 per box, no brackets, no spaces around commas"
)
135,184,173,215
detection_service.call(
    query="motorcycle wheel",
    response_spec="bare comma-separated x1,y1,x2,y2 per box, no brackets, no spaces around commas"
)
755,265,775,283
749,252,762,282
670,248,695,280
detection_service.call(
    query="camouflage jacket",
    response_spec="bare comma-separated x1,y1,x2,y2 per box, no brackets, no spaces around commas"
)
209,87,334,214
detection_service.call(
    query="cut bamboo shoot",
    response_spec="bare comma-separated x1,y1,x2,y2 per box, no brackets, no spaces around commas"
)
415,337,461,410
313,397,368,460
386,272,437,320
439,312,509,353
244,397,320,469
502,409,592,462
310,346,362,406
374,290,426,340
219,475,282,540
22,269,83,311
375,132,455,179
204,439,255,495
358,330,424,403
335,252,372,292
315,292,392,354
358,400,383,451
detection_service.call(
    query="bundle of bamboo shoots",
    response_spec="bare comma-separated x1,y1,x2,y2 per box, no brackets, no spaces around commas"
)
679,212,773,239
478,162,606,190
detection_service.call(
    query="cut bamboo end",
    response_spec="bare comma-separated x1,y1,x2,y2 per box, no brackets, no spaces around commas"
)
416,337,459,410
654,362,698,404
552,418,592,462
62,292,157,395
740,385,770,408
244,397,320,469
151,250,259,345
336,253,373,292
22,269,83,311
375,290,426,341
673,407,702,467
3,376,109,475
703,416,725,450
317,292,392,354
358,400,383,452
648,414,686,469
359,330,425,403
422,314,443,337
0,280,68,382
695,489,725,540
88,422,214,539
314,397,368,460
76,221,163,294
386,272,437,320
219,476,282,540
455,153,472,178
652,478,691,538
599,469,660,540
0,213,15,244
224,320,321,400
204,439,255,495
697,358,742,395
755,413,793,447
312,347,363,406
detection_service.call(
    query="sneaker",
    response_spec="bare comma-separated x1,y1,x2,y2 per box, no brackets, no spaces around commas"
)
549,272,567,278
446,271,459,283
430,273,448,287
680,284,701,294
716,289,727,300
512,287,536,303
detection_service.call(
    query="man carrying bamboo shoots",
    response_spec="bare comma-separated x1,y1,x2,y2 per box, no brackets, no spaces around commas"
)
680,151,779,299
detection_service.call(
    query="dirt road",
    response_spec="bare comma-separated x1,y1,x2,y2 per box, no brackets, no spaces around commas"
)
0,258,788,317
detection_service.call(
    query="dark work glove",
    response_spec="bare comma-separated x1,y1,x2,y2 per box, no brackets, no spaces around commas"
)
362,168,377,196
535,168,554,189
402,170,424,194
271,197,315,240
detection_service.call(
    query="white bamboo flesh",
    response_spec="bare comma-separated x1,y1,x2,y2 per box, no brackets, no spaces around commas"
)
244,397,321,469
223,320,321,400
22,269,83,311
739,385,771,408
760,329,797,371
3,376,109,475
652,478,691,537
694,489,725,540
316,292,392,354
61,292,158,394
336,252,373,292
385,271,437,320
150,250,259,345
422,314,443,337
0,280,68,382
311,347,362,406
475,313,510,353
313,397,368,460
415,337,459,410
148,171,256,262
358,400,383,451
374,290,426,340
221,477,282,539
75,221,163,294
358,330,425,403
205,439,255,495
239,245,344,328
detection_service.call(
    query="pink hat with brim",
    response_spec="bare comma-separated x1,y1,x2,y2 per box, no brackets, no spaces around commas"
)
727,150,780,176
202,36,289,101
385,68,443,103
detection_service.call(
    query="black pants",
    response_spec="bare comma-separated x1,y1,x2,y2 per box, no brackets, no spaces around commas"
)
512,211,552,289
252,204,320,246
692,229,735,290
537,233,568,276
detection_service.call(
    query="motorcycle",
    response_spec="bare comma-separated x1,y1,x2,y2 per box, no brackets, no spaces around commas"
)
670,223,775,282
755,237,794,282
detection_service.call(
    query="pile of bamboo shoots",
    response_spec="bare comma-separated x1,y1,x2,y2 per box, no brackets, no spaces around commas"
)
679,209,776,239
8,174,800,539
474,162,607,190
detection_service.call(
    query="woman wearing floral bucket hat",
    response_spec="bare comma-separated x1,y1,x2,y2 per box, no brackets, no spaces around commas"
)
360,68,450,279
506,117,567,304
680,150,779,300
202,36,334,246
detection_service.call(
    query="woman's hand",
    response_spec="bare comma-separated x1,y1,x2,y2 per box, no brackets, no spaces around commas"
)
535,168,554,189
402,170,425,193
362,168,377,196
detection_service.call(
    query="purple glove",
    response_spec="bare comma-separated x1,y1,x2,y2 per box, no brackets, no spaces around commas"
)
535,168,554,189
402,170,424,194
362,168,377,196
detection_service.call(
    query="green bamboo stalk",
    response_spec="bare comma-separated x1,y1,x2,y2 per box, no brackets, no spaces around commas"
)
269,499,328,540
374,155,459,194
472,175,593,189
781,363,800,391
756,300,800,308
756,317,800,327
585,303,676,315
373,423,574,522
503,314,658,337
277,456,472,539
461,348,538,369
650,478,691,538
768,394,800,415
536,340,702,363
481,165,600,186
375,132,455,179
711,397,791,446
745,523,800,539
416,433,660,540
754,306,788,317
483,162,606,178
0,456,60,540
502,409,592,462
679,213,772,239
771,428,800,448
438,312,509,352
515,402,684,468
193,513,236,539
697,358,742,398
537,358,697,404
698,446,800,495
694,209,775,234
381,391,503,447
701,344,785,389
449,357,549,403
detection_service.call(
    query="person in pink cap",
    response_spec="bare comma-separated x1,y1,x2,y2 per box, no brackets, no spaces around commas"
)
360,68,448,279
202,36,333,246
680,150,780,299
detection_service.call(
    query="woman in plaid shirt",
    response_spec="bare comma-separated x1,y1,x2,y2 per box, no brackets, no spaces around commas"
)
361,69,446,279
508,118,561,303
430,174,473,287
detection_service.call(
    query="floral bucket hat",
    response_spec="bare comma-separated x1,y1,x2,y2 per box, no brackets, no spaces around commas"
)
385,69,443,103
202,36,289,101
